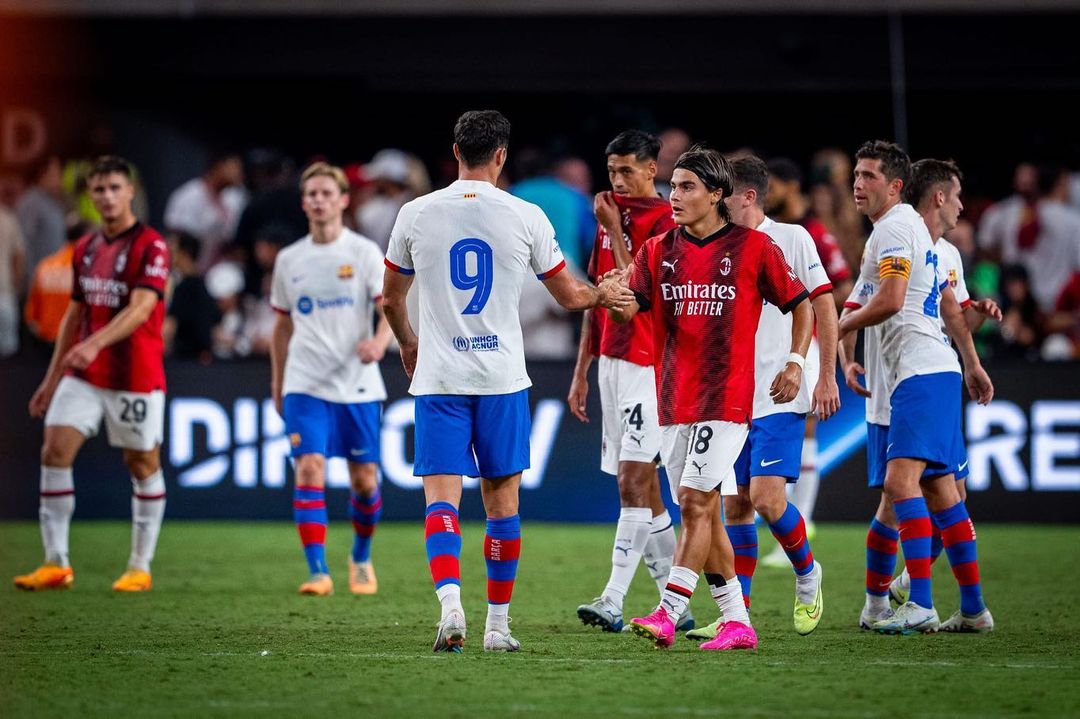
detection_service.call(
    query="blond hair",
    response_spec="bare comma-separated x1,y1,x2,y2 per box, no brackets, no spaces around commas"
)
300,161,349,194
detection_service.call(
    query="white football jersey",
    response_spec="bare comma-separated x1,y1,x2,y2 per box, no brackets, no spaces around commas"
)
859,203,960,395
934,238,971,345
752,217,833,419
385,179,565,396
845,277,891,425
270,228,387,404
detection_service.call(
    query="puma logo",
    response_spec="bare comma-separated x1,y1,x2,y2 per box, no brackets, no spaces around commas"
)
614,540,632,556
627,434,643,447
662,259,679,272
691,460,707,473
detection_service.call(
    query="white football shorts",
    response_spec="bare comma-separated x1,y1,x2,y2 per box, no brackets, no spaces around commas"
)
598,355,662,475
45,376,164,452
661,420,749,502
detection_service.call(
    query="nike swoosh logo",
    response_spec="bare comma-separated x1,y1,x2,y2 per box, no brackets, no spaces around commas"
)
760,459,783,467
887,443,895,452
350,448,368,456
958,461,968,471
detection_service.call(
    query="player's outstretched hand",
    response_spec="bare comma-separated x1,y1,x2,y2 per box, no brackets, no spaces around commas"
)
399,340,418,380
812,374,841,421
567,373,589,423
62,340,100,371
597,276,634,311
769,363,802,404
356,339,385,364
843,361,872,398
972,298,1003,322
965,364,994,405
28,381,56,418
593,191,621,229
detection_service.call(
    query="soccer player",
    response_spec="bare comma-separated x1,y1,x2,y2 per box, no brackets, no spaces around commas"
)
838,142,993,634
760,157,853,566
569,130,686,634
685,156,838,641
269,162,390,597
382,110,630,653
614,146,812,651
880,159,1001,631
15,156,170,593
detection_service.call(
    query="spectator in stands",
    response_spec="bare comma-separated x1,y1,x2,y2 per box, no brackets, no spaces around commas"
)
356,149,415,251
233,149,306,272
23,220,88,349
809,147,867,270
996,264,1044,359
164,232,219,361
16,155,68,288
1045,271,1080,358
164,151,248,272
206,260,249,358
654,127,690,199
978,163,1080,313
510,147,594,271
0,205,25,357
554,156,592,196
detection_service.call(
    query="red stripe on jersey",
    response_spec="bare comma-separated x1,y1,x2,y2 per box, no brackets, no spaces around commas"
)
808,282,834,300
960,299,973,309
383,258,414,275
843,301,862,309
271,304,290,315
536,259,566,280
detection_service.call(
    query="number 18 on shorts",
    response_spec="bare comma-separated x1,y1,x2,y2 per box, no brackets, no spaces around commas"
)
660,420,749,501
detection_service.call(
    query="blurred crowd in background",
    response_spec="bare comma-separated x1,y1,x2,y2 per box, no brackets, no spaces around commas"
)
1,130,1079,364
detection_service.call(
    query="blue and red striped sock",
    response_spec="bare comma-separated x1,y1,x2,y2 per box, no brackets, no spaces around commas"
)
929,522,944,564
865,518,899,597
424,502,461,592
349,489,382,563
895,496,933,608
768,502,815,577
726,523,758,608
294,484,329,575
484,515,522,610
934,502,985,616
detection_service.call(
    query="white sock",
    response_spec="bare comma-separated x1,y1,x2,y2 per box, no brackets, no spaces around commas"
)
659,565,698,623
795,561,820,604
436,584,463,619
714,576,750,626
40,466,75,567
644,510,676,598
129,470,166,572
486,603,509,632
866,593,890,613
898,567,910,590
791,439,819,521
602,507,652,607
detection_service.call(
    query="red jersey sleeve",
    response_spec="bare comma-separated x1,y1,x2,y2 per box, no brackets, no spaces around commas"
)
649,210,678,238
628,241,655,311
758,237,808,313
134,233,171,296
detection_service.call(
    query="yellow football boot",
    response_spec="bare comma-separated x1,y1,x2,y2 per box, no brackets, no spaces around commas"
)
112,568,152,592
14,563,74,591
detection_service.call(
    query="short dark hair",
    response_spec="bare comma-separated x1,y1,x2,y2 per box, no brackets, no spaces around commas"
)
767,157,803,186
674,145,733,221
454,110,511,168
87,155,133,181
729,156,769,208
605,130,661,162
171,231,201,262
855,140,911,187
905,159,962,207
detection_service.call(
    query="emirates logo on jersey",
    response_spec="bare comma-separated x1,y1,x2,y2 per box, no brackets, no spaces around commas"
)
720,256,732,276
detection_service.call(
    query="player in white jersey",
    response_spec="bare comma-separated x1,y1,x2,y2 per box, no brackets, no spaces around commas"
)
270,163,390,597
382,110,630,653
683,156,838,640
839,143,993,634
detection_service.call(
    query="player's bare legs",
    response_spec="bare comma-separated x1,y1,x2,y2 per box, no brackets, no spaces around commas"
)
14,426,86,591
111,444,165,592
293,453,333,595
346,461,381,594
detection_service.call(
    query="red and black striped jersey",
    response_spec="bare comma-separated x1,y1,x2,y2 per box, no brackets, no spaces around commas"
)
628,224,807,426
587,195,676,365
70,223,169,392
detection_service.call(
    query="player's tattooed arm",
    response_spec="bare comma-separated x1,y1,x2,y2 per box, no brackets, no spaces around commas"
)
382,267,418,379
568,310,595,423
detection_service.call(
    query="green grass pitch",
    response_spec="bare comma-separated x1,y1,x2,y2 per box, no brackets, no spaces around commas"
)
2,521,1078,718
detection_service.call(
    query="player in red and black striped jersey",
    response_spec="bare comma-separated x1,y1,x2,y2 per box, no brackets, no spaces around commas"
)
605,146,813,651
15,157,169,594
570,131,684,634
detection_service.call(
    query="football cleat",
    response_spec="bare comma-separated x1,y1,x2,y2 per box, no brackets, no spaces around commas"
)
348,558,378,595
112,568,152,592
889,571,910,606
860,604,895,630
675,607,696,632
699,621,758,651
939,607,994,633
685,617,723,641
872,601,940,635
577,596,624,633
298,573,333,596
483,626,521,652
628,607,675,649
793,562,823,635
14,563,74,591
433,609,467,653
